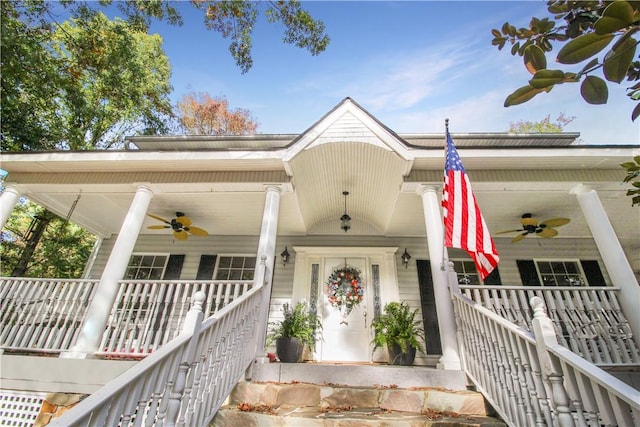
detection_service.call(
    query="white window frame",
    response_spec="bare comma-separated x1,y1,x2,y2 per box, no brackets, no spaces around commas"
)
125,253,170,281
214,254,257,281
533,259,587,287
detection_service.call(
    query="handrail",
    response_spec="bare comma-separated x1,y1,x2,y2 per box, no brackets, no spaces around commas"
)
458,284,640,365
49,284,265,426
0,277,252,355
452,283,640,426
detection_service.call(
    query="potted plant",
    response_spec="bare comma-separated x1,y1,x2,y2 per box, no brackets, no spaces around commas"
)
267,300,322,363
371,301,425,366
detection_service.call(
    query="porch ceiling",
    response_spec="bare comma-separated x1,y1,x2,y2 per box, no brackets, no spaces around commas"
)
3,143,639,264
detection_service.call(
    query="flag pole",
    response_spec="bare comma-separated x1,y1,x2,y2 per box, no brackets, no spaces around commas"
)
441,118,449,272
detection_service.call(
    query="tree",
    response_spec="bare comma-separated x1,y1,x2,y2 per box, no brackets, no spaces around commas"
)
509,112,575,133
0,195,96,278
175,92,259,135
491,0,640,121
3,0,329,75
621,156,640,206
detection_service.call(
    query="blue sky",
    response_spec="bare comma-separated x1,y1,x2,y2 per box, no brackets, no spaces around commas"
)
149,1,639,145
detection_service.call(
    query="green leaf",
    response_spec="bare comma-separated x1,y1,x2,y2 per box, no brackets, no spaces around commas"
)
523,45,547,74
578,58,600,76
580,76,609,104
595,0,635,34
557,33,615,64
529,69,565,88
511,41,520,55
632,102,640,121
504,85,545,106
603,37,637,83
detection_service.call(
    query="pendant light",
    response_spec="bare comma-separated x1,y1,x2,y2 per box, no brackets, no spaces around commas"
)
340,191,351,232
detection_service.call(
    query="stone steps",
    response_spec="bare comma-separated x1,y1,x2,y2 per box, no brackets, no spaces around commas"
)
210,362,506,426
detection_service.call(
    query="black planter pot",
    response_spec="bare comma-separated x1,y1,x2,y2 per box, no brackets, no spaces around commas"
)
387,342,417,366
276,337,304,363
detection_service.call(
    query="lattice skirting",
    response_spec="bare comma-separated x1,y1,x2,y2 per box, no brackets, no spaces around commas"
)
0,390,45,427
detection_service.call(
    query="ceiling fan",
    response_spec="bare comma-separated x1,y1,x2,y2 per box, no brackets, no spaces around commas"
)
496,213,570,243
147,212,208,240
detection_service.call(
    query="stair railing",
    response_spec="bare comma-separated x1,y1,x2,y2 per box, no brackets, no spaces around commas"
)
48,270,269,426
450,271,640,427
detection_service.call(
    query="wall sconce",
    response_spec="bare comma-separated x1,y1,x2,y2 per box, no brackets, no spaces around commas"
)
340,191,351,233
401,248,411,268
280,246,290,267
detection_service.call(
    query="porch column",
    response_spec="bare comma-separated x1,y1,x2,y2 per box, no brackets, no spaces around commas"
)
0,184,21,230
63,184,154,358
254,185,282,361
570,184,640,344
418,185,461,370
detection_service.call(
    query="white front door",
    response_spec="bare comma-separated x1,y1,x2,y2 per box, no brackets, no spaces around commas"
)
318,257,372,362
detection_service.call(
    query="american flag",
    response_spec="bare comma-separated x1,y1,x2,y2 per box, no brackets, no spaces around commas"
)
442,129,499,280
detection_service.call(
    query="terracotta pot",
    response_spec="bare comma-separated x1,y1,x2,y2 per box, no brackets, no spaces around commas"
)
387,342,416,366
276,337,304,363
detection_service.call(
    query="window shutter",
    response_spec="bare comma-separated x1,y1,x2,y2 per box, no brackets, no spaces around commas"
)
163,255,185,280
516,260,541,286
580,260,606,286
483,267,502,285
417,260,442,355
196,255,217,280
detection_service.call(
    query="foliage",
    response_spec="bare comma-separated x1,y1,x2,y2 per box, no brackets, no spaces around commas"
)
491,0,640,121
0,196,96,278
3,0,329,76
509,112,575,133
175,92,258,135
1,4,173,151
621,155,640,206
267,301,322,352
371,302,425,354
325,266,364,315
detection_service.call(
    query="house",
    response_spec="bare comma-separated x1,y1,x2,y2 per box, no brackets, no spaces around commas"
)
1,98,638,426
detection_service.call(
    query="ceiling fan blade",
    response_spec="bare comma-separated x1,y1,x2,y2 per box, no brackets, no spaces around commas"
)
512,233,528,243
173,230,188,240
147,225,170,230
147,213,171,224
175,216,192,227
541,218,570,228
496,229,524,235
538,228,558,238
186,226,208,236
520,217,539,227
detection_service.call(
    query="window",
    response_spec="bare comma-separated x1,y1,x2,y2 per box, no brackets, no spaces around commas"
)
214,255,256,280
535,260,586,286
453,260,481,285
125,254,169,280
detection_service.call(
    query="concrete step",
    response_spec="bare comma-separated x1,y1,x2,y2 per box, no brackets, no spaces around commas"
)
247,361,470,390
210,362,506,427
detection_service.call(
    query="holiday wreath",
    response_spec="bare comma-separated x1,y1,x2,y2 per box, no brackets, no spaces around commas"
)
325,266,364,315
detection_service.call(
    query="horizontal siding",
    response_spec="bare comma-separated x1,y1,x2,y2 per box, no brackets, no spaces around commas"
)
90,233,609,363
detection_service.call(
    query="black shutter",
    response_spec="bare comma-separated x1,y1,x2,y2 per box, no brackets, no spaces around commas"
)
580,260,606,286
516,260,541,286
196,255,217,280
483,267,502,285
163,255,185,280
417,260,442,355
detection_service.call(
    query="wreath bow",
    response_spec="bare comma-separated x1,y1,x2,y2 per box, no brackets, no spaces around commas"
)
325,266,364,317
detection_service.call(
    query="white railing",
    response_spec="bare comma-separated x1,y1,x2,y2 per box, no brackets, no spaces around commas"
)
0,278,98,352
458,285,640,365
97,280,253,357
49,286,265,427
0,277,252,356
453,284,640,426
